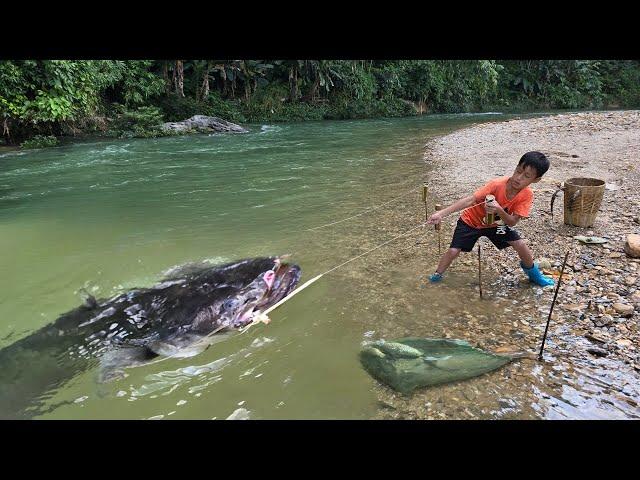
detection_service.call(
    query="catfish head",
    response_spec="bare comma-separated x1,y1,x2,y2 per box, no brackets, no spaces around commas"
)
193,256,302,332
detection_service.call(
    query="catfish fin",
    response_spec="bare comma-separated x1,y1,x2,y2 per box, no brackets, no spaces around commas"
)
98,346,159,383
146,331,232,359
161,261,213,280
77,288,98,309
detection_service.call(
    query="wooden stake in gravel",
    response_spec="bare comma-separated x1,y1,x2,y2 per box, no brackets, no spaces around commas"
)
538,250,571,361
422,184,429,222
434,203,443,255
478,242,483,299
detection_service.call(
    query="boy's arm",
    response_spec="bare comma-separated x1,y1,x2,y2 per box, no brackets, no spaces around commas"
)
427,195,476,225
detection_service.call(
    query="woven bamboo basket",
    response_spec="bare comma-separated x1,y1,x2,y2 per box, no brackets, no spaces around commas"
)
551,177,605,228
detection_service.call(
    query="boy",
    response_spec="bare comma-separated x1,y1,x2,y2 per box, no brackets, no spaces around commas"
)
426,151,554,287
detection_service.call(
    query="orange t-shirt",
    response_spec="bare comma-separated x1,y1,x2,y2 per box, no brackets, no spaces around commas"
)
460,176,533,229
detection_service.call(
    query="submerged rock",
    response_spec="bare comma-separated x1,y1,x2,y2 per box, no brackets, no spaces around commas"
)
161,115,248,134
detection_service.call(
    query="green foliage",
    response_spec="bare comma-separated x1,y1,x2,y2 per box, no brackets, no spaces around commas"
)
20,135,59,149
2,59,640,144
155,94,200,121
156,92,245,123
499,60,617,109
279,103,327,121
330,61,378,101
1,60,104,142
326,93,414,120
241,103,325,123
108,105,165,138
240,83,319,122
599,60,640,106
97,60,164,107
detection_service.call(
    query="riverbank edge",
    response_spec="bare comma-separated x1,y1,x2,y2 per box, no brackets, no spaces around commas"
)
4,106,634,153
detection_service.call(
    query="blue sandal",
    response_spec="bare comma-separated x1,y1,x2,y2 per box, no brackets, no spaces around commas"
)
521,261,555,287
429,272,444,283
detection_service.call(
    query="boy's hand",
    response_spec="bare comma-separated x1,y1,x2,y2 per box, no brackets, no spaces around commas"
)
485,199,503,215
427,211,444,225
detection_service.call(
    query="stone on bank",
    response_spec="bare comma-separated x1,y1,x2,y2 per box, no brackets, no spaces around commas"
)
624,234,640,258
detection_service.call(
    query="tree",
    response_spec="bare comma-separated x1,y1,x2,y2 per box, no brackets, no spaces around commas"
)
175,60,185,97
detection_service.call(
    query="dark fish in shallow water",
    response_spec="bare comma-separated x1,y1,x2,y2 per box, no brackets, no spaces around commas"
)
359,338,513,394
0,256,301,419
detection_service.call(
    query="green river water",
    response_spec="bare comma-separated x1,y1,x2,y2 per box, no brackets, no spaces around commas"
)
2,113,638,420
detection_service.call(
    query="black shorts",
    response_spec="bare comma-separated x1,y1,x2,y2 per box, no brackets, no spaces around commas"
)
450,218,522,252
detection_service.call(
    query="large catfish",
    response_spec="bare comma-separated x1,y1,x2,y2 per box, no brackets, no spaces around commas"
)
0,256,301,419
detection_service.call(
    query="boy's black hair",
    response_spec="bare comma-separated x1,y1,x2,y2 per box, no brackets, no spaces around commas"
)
518,151,549,178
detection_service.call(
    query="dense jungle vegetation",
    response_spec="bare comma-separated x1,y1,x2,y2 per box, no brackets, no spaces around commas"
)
2,60,639,147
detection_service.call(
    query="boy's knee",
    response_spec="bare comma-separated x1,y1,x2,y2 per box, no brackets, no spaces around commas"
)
508,240,528,250
448,248,462,257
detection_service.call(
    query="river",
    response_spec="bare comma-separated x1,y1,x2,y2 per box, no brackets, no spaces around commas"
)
2,113,637,419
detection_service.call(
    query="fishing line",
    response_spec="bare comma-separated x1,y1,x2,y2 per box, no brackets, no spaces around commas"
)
143,219,432,365
305,185,421,231
150,199,490,359
139,198,490,366
321,221,429,276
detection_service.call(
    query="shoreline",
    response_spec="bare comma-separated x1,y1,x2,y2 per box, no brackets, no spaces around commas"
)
0,108,626,154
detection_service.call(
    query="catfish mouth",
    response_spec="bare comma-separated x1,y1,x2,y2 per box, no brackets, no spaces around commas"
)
258,262,302,309
234,262,302,326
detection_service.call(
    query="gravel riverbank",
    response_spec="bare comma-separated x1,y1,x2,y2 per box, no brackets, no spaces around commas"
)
426,110,640,372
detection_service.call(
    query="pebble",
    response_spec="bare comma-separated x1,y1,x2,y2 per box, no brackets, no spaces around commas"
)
624,234,640,258
587,346,608,357
613,303,635,316
585,333,608,343
563,303,587,312
595,314,614,327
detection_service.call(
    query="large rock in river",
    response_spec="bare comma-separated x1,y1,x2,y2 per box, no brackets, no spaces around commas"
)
162,115,248,134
